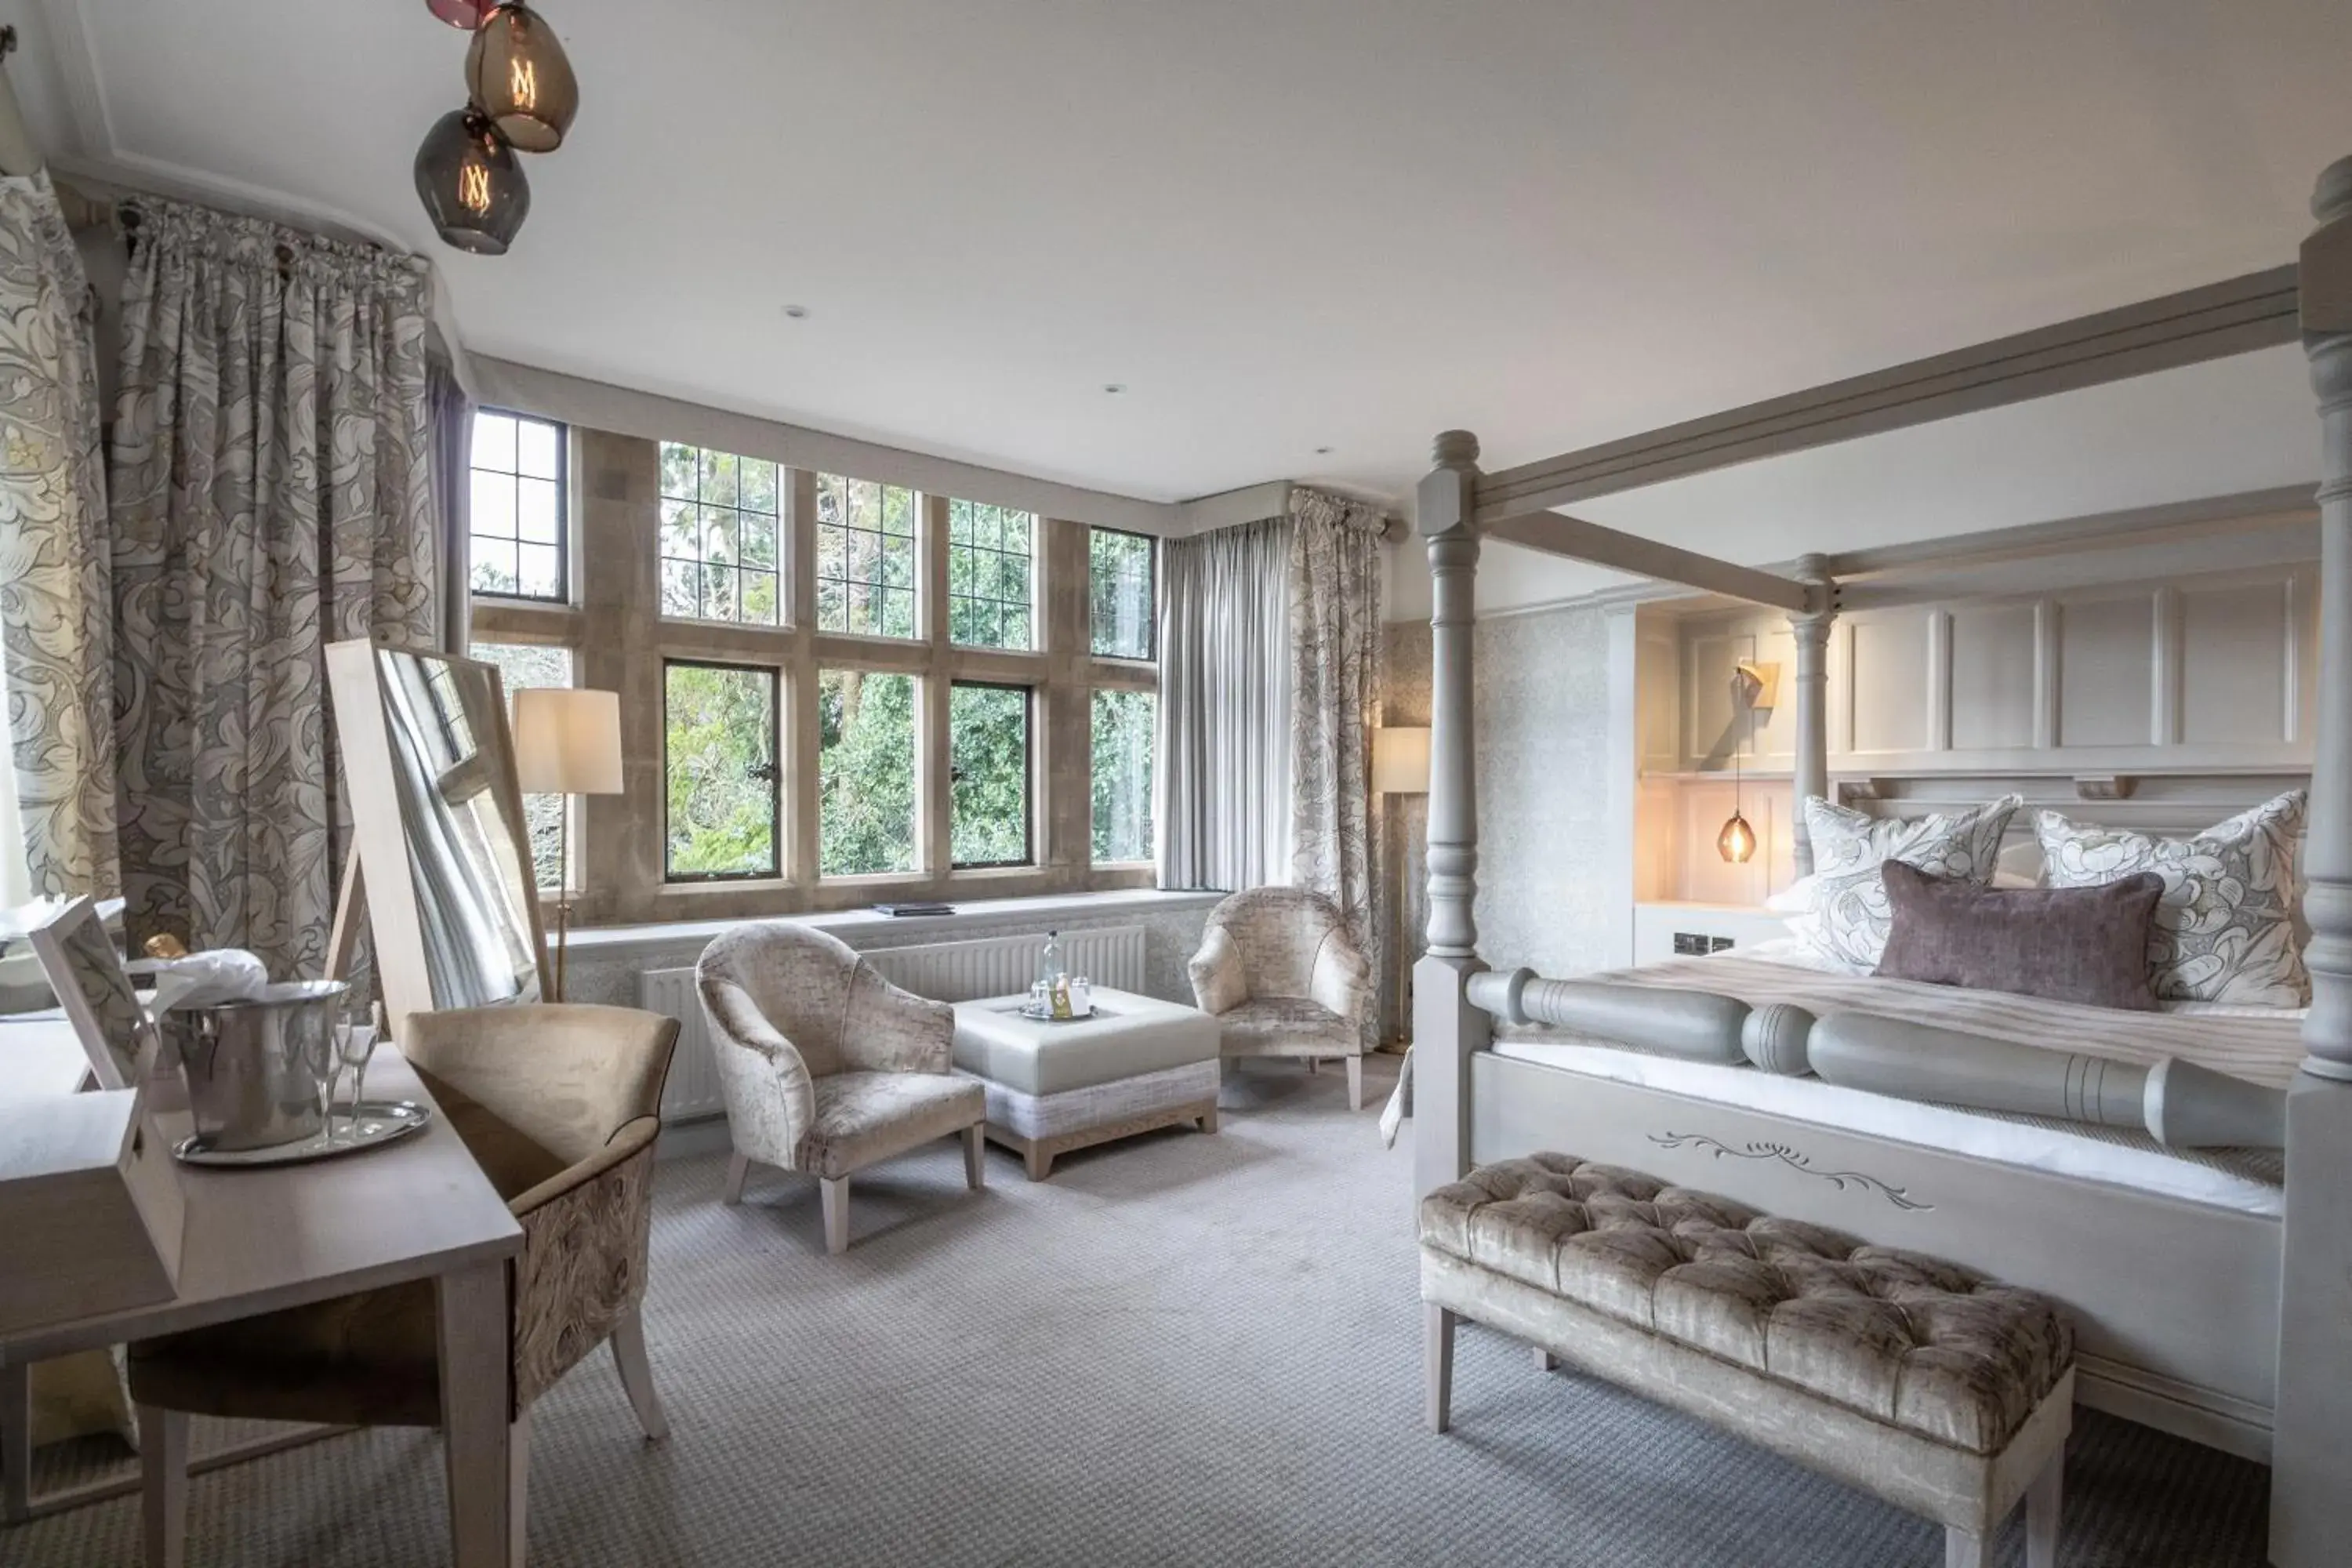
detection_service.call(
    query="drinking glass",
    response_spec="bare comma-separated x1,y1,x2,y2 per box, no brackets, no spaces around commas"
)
336,1012,380,1139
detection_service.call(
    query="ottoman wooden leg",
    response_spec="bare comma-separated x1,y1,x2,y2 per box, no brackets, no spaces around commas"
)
820,1176,851,1254
2025,1449,2063,1568
1199,1106,1219,1134
1534,1345,1559,1373
1348,1054,1364,1112
1425,1305,1457,1434
1025,1145,1054,1181
723,1151,751,1205
1944,1530,1986,1568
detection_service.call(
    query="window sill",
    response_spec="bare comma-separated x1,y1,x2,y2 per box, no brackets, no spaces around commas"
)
560,887,1222,964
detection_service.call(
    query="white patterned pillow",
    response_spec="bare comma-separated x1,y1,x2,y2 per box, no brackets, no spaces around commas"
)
1788,794,2021,971
2035,791,2308,1006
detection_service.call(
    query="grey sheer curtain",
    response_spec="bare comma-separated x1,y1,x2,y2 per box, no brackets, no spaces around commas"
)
0,170,118,900
428,354,474,653
110,195,437,975
1156,517,1294,891
1289,488,1386,1040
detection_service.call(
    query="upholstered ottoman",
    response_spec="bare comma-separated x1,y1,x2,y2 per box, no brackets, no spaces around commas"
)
951,989,1220,1179
1422,1155,2074,1568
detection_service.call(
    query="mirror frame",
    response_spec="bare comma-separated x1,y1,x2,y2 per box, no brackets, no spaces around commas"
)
325,638,551,1036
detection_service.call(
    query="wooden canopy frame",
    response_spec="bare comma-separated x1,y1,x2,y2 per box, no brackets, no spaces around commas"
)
1412,153,2352,1566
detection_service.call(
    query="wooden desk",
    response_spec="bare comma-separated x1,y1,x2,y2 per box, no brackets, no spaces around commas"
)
0,1012,97,1102
0,1049,522,1566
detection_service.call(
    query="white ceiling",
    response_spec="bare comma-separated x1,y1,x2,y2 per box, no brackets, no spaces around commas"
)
13,1,2352,561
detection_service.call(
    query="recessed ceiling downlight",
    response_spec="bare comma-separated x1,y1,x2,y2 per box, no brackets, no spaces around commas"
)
782,304,811,320
1103,383,1127,394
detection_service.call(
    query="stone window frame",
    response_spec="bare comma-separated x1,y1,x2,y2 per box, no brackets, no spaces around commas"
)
469,423,1158,927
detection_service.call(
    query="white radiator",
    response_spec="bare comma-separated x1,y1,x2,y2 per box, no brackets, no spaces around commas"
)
639,967,726,1122
862,926,1145,1004
639,924,1148,1123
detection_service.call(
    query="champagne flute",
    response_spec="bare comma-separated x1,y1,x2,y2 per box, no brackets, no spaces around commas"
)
306,1007,341,1146
336,1001,382,1140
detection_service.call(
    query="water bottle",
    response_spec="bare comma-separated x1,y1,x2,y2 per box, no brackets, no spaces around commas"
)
1036,930,1065,992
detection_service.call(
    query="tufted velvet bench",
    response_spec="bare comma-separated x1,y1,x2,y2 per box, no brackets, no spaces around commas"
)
1421,1154,2074,1568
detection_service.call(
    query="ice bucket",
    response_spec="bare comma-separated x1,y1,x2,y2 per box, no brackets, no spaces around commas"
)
164,980,349,1152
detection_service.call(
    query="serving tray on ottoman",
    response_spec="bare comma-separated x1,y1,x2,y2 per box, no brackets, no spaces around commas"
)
952,989,1220,1180
1422,1153,2074,1568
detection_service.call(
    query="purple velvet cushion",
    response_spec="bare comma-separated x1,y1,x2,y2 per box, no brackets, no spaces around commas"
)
1874,861,2165,1011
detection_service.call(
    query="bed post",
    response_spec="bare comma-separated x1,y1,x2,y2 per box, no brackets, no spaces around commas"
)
1414,430,1491,1200
1788,554,1837,877
2274,153,2352,1568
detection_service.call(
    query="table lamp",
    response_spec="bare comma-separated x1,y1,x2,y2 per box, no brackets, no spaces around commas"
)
1373,726,1432,797
511,687,622,1002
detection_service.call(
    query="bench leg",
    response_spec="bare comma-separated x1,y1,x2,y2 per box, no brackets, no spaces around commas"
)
2025,1448,2063,1568
1944,1529,1986,1568
962,1124,985,1191
1425,1305,1457,1434
1533,1345,1559,1373
1348,1054,1364,1112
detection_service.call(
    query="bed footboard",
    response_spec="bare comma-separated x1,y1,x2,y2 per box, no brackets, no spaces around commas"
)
1470,1051,2281,1460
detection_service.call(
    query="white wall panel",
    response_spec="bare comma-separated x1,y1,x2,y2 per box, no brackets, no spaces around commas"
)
1848,613,1933,756
2180,580,2292,746
1948,603,2038,751
2056,593,2156,747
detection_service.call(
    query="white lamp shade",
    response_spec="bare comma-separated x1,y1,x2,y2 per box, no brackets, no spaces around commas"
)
1372,726,1432,794
512,688,623,796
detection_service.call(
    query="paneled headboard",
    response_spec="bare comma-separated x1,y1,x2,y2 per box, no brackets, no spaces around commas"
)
1636,539,2317,908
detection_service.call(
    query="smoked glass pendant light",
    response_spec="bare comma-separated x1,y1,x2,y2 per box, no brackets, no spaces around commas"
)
413,109,532,256
465,3,580,153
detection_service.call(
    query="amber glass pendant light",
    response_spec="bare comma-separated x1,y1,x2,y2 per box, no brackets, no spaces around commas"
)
1717,808,1757,865
1719,655,1762,865
413,108,532,255
465,2,580,153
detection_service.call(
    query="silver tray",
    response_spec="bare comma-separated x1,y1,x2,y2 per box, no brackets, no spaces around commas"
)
1018,1004,1098,1022
173,1100,431,1167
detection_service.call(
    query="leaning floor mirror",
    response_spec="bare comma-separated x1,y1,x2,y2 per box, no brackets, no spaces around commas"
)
325,640,549,1035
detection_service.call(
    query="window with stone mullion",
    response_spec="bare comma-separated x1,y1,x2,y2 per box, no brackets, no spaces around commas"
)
948,499,1034,651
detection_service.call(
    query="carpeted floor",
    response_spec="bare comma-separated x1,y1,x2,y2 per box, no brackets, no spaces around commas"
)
10,1056,2271,1567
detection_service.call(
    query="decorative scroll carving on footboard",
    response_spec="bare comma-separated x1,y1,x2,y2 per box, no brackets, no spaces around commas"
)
1650,1131,1933,1211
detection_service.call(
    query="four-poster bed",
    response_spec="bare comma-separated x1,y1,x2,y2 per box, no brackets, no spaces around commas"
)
1411,152,2352,1566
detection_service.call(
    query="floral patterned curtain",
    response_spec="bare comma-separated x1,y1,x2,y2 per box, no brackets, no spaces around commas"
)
1288,487,1387,1042
110,196,437,976
0,170,118,899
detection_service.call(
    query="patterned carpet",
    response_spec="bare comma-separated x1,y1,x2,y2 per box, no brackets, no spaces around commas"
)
12,1056,2270,1567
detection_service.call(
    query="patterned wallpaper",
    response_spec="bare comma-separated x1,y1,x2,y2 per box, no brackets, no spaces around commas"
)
1377,601,1617,1029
